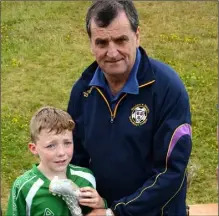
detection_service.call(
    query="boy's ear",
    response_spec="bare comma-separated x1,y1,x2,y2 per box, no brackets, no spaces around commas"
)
28,143,38,155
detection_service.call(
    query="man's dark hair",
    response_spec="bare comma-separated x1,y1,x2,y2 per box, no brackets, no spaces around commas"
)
86,0,139,38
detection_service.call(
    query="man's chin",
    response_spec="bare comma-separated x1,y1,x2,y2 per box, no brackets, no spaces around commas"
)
104,69,128,77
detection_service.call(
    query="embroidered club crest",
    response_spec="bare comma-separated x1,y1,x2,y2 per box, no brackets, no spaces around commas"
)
129,104,149,126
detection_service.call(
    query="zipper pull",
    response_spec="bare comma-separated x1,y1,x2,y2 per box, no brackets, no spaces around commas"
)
110,116,114,123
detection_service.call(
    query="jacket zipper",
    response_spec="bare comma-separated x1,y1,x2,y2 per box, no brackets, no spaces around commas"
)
94,87,127,123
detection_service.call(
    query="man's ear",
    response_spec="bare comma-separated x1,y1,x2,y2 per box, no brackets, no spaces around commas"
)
90,43,95,55
28,143,38,155
136,26,140,47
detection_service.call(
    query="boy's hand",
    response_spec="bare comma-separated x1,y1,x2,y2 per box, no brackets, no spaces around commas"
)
86,209,114,216
79,187,105,209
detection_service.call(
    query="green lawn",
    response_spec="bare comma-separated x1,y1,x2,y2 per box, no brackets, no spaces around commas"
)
1,1,218,213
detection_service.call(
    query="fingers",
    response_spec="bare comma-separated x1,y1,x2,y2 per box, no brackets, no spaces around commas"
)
79,189,97,207
80,191,93,198
80,187,93,192
79,198,98,208
79,191,98,205
79,198,97,205
79,187,105,208
79,194,104,208
80,187,97,199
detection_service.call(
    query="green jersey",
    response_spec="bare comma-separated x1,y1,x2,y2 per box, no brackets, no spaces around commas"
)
6,164,96,216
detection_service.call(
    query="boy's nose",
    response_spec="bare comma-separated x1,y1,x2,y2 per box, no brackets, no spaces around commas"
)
56,145,65,156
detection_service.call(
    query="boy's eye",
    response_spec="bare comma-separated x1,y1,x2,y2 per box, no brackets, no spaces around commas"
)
64,141,72,145
46,144,56,149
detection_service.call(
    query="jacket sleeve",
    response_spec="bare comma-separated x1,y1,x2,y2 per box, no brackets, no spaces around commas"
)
67,86,90,168
111,86,192,216
6,181,26,216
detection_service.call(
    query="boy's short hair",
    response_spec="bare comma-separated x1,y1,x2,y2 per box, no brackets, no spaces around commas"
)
30,106,75,143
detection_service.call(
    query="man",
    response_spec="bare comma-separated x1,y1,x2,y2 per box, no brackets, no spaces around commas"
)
67,1,192,215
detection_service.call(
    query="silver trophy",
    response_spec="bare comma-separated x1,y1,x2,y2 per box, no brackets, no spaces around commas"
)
49,176,83,216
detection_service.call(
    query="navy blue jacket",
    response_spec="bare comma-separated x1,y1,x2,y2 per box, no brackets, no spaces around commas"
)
67,47,192,216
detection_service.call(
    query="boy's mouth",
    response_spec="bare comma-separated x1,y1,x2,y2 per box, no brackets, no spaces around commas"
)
55,159,67,164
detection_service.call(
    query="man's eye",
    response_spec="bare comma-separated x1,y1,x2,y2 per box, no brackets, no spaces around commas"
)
96,40,107,47
116,38,128,44
116,38,124,43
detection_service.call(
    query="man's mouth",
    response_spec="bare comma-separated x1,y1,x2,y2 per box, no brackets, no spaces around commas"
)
106,59,122,63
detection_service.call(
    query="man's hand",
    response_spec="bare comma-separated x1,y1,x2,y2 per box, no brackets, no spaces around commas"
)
79,187,105,209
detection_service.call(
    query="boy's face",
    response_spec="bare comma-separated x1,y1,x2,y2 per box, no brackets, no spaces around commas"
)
29,129,73,177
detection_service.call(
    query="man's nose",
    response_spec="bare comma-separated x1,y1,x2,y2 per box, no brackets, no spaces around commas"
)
106,41,118,58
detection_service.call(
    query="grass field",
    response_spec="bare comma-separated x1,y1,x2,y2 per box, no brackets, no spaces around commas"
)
1,1,218,213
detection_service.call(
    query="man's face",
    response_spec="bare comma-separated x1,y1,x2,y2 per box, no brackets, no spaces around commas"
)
29,129,73,176
90,11,140,77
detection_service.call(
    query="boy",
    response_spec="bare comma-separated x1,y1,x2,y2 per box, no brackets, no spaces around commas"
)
6,106,106,216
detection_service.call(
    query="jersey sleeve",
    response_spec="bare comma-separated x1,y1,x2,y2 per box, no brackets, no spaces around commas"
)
6,181,26,216
79,167,96,189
